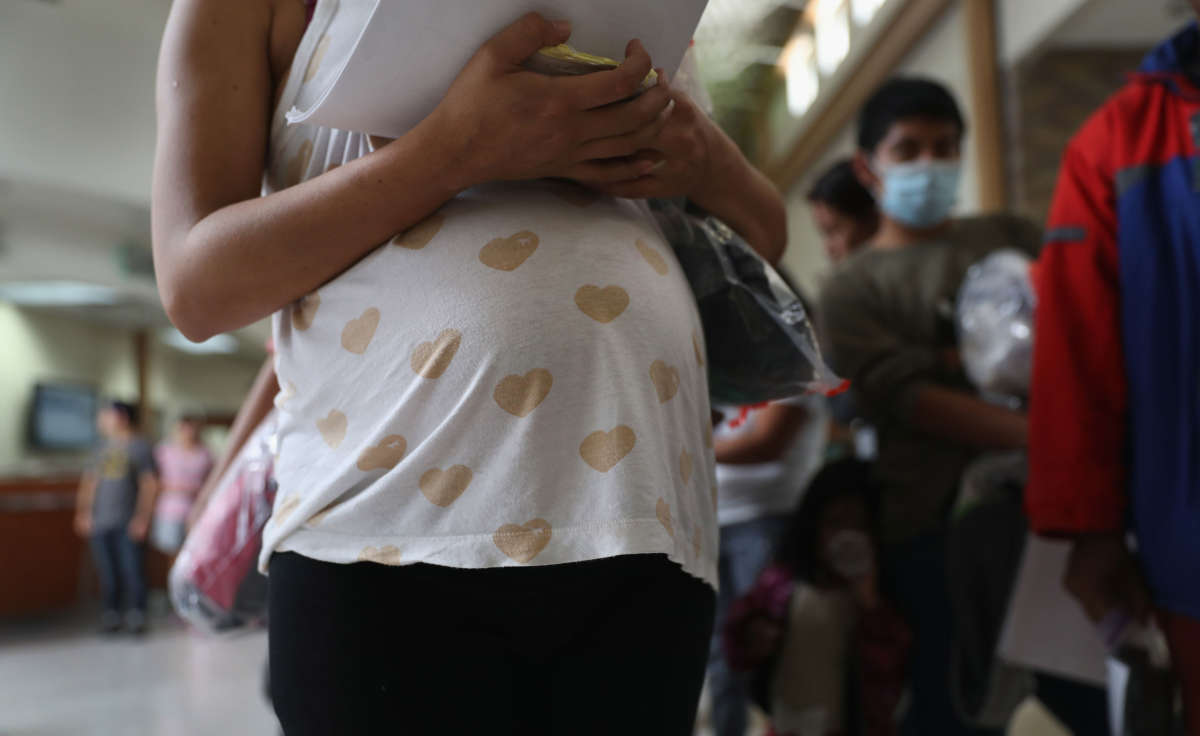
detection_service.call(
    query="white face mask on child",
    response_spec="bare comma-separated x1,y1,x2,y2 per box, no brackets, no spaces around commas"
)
824,529,874,580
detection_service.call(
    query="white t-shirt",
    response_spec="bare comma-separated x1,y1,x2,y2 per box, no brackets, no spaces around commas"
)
713,397,829,527
256,0,718,588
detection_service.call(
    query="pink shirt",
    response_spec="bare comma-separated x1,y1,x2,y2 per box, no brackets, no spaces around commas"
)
154,442,214,522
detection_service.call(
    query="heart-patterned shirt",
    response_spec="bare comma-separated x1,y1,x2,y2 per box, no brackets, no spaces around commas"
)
257,0,718,588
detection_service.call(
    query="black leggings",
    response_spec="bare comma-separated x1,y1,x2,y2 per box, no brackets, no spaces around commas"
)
268,552,716,736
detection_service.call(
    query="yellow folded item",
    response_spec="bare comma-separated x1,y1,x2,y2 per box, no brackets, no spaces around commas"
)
526,44,658,89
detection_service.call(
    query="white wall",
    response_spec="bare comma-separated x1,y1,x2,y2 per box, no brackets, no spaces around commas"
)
0,302,261,473
997,0,1088,65
0,0,167,206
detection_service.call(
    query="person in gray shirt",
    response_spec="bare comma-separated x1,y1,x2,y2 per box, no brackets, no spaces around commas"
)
74,401,159,634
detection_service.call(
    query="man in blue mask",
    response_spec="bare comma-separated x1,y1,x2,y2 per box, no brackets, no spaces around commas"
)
818,78,1103,735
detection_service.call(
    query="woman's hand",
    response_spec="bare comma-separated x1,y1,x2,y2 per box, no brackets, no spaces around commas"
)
74,512,92,538
426,13,675,189
569,85,717,201
569,77,788,264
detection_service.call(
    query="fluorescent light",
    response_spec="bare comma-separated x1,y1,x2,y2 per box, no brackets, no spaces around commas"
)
815,0,851,76
852,0,889,26
0,280,121,307
784,34,820,116
159,328,239,355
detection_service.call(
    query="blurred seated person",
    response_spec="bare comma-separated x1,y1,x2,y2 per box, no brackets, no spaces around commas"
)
74,401,160,635
151,415,214,554
723,460,910,736
707,395,830,736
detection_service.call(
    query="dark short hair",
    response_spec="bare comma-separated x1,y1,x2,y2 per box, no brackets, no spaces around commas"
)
108,400,138,427
774,459,882,584
806,159,877,223
857,76,965,153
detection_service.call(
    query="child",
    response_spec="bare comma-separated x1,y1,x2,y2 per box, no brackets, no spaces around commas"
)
724,460,910,736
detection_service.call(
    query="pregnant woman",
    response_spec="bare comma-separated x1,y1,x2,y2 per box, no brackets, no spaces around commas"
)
152,1,786,733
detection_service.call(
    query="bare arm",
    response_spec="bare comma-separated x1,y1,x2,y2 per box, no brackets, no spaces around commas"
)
152,0,464,340
575,91,787,264
153,4,676,341
714,404,810,465
188,355,279,526
689,124,787,265
74,472,97,536
129,472,160,540
909,385,1028,450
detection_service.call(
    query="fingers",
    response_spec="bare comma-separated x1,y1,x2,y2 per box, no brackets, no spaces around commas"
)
485,12,571,67
567,154,662,184
565,39,654,109
574,97,675,160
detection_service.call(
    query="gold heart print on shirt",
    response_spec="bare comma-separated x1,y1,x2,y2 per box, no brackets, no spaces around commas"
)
575,285,629,323
680,449,694,484
391,213,445,250
493,518,552,563
356,434,407,472
650,360,680,403
656,498,674,538
286,139,313,187
316,409,347,449
693,331,705,366
357,545,403,565
292,292,320,331
479,230,539,271
419,465,473,507
274,495,301,524
304,34,330,82
341,308,380,354
635,239,669,275
494,369,553,417
411,329,461,379
579,425,636,473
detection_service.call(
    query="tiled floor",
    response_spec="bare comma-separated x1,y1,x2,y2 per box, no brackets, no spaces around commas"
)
0,609,277,736
1,606,1070,736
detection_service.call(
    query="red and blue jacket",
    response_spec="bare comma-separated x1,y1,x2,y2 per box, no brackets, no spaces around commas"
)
1027,23,1200,619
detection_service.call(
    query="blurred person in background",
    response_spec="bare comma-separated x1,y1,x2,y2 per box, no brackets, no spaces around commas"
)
151,415,213,554
74,400,159,635
819,77,1039,735
708,395,830,736
152,0,786,731
806,159,879,266
723,459,910,736
1026,7,1200,729
805,159,879,461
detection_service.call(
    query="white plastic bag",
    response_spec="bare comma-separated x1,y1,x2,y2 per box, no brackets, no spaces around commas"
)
956,250,1035,401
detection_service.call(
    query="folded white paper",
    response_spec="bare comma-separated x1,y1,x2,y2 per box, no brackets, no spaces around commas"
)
288,0,708,138
996,536,1108,686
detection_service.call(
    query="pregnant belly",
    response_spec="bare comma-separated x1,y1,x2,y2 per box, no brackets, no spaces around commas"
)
276,184,700,390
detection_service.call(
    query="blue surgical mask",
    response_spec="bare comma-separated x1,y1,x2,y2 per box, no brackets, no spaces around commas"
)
875,160,961,228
